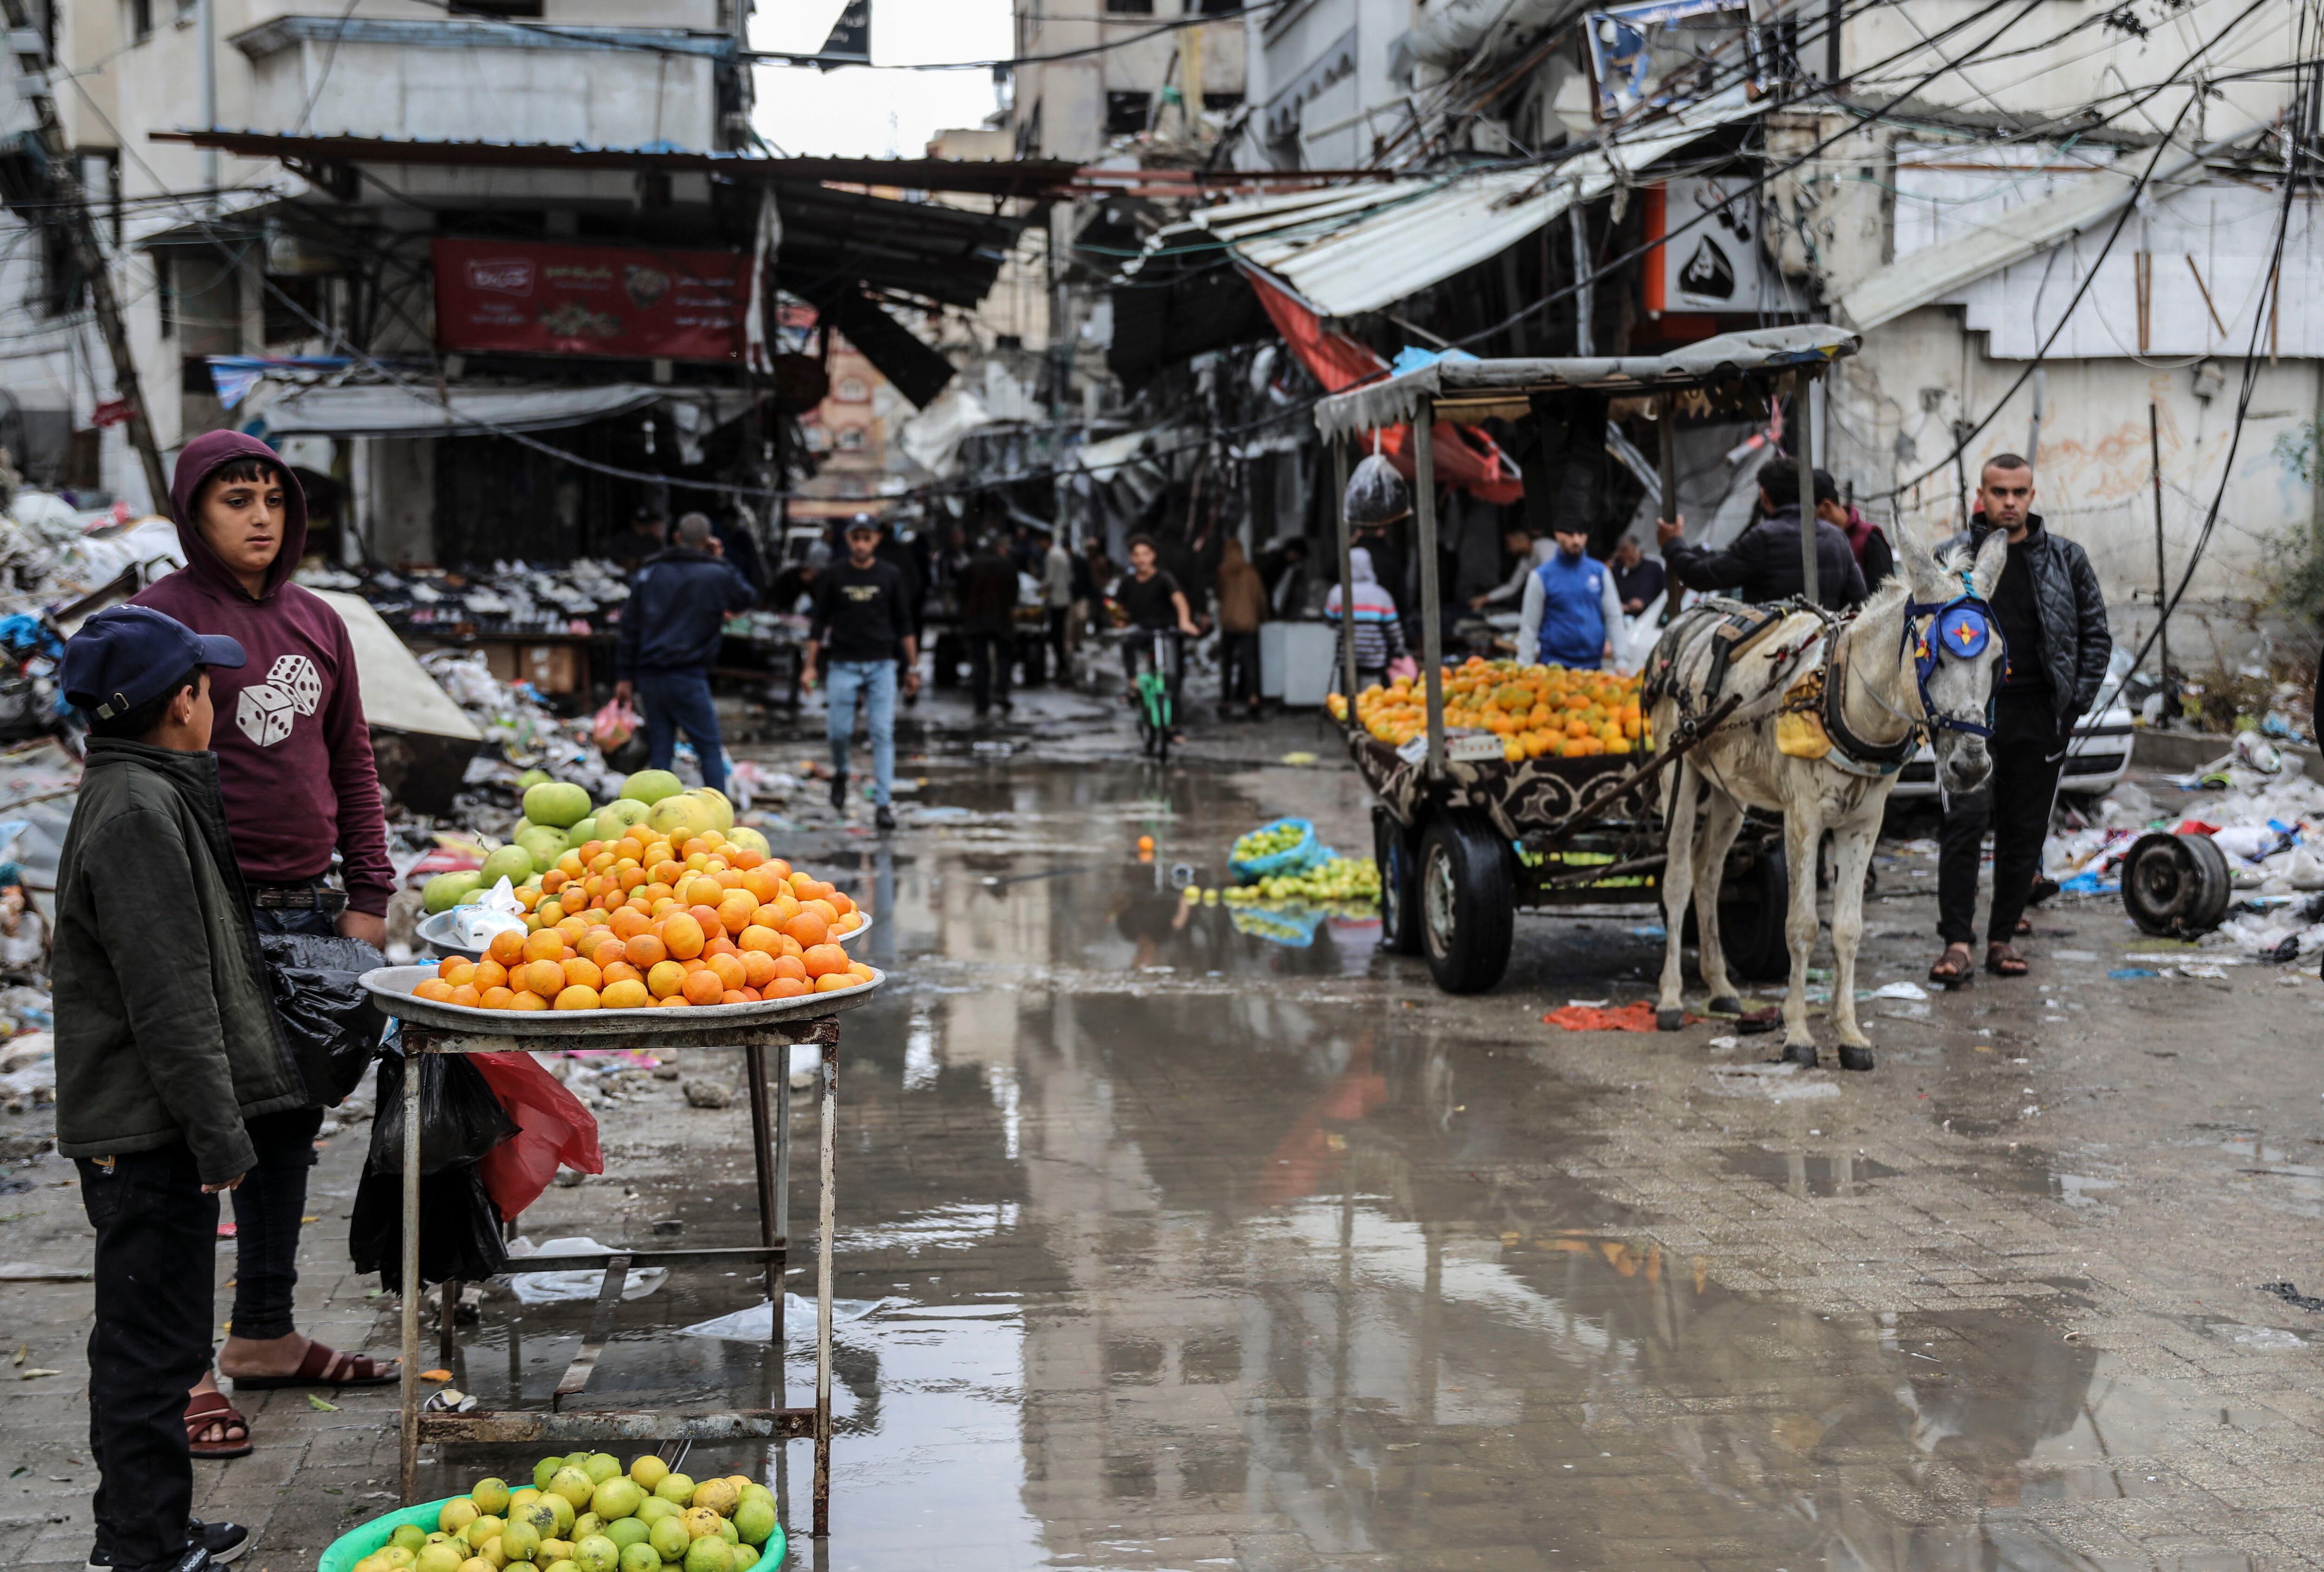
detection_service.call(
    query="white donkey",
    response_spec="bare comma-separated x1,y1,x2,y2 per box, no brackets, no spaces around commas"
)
1644,530,2010,1069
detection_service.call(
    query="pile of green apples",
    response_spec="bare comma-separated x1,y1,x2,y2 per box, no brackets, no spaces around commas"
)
350,1452,776,1572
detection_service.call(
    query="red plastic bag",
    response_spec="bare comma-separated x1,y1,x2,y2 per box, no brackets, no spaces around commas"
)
469,1050,603,1221
592,698,640,751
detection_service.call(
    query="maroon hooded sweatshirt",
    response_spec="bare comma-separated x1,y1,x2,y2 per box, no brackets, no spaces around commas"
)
131,431,394,917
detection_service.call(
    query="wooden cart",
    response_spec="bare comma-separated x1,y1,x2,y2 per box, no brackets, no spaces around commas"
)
1315,325,1861,993
363,967,884,1541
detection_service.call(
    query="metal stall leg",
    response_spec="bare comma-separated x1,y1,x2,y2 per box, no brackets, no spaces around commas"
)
814,1024,838,1539
1795,370,1819,607
744,1038,781,1329
1333,436,1357,713
399,1037,425,1502
1413,416,1446,779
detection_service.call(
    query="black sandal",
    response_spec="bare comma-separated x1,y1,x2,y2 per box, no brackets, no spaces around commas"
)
1929,943,1973,985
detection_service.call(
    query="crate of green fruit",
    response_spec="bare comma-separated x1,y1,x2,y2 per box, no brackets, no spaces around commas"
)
1229,817,1330,883
321,1451,784,1572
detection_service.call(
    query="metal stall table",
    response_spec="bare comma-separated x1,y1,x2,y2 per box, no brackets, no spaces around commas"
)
1312,324,1861,993
363,967,885,1540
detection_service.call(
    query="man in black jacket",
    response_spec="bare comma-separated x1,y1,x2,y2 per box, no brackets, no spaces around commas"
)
613,512,756,794
1656,461,1866,611
1929,454,2112,983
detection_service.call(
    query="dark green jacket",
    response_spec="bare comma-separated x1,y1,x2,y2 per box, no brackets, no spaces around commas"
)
53,739,304,1184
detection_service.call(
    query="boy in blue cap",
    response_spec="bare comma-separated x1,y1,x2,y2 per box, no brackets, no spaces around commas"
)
56,605,293,1572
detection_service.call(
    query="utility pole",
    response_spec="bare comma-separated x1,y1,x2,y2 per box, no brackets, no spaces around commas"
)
2,2,172,509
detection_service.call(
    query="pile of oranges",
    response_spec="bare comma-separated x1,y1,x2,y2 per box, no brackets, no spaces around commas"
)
1331,657,1652,762
408,829,875,1013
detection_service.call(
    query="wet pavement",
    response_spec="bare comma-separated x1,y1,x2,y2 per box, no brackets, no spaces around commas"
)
7,680,2324,1568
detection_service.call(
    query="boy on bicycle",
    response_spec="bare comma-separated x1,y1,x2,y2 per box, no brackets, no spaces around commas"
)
1114,534,1203,741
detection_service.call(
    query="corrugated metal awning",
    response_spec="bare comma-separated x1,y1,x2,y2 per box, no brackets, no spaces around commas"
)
251,382,753,439
1172,85,1762,318
1310,323,1859,437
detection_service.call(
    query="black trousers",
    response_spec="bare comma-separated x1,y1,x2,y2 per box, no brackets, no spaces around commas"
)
968,631,1013,712
1046,607,1071,677
238,901,332,1341
80,1145,218,1572
1938,690,2067,946
1221,630,1262,707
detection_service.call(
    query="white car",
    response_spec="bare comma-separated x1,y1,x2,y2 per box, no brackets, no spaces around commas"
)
1888,659,2135,801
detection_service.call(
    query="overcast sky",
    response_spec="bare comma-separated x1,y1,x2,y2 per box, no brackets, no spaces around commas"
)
750,0,1015,158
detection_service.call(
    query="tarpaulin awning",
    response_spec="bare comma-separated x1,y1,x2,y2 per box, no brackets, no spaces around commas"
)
1177,85,1762,318
1311,323,1860,437
1247,270,1521,505
251,382,753,440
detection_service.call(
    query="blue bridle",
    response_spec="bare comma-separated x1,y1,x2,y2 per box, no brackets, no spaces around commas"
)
1902,568,2007,740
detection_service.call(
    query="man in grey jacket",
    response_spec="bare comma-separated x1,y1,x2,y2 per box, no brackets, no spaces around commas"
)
1929,454,2112,984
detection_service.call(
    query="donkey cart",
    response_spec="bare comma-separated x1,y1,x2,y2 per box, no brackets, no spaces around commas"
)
1315,325,1863,995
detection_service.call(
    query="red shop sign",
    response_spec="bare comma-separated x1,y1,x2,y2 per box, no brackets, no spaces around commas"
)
432,238,746,362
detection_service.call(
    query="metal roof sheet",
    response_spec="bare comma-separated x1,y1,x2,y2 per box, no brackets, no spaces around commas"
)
1177,85,1763,317
1311,323,1860,436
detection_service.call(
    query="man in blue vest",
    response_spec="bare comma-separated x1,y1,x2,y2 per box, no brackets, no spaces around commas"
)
1516,527,1624,670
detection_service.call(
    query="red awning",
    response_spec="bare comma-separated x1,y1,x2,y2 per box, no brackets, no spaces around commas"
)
1242,267,1522,506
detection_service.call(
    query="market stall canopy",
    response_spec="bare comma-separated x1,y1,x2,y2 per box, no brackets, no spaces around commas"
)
1168,85,1762,319
153,130,1083,202
251,382,753,440
1311,324,1862,436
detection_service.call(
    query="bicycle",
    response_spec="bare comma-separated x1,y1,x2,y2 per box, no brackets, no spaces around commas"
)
1127,627,1178,764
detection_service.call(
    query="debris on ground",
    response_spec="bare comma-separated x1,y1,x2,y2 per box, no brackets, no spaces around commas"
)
1543,1001,1681,1032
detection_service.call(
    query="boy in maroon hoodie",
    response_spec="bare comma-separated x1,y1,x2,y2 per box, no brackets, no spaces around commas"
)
132,432,398,1447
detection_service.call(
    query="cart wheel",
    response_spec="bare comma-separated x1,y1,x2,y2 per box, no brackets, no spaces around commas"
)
1718,840,1791,984
1374,808,1422,955
1419,813,1513,993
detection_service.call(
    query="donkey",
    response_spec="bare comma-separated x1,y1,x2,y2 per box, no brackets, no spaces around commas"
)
1645,529,2010,1069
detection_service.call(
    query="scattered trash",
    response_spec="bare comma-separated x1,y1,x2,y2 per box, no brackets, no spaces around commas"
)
2108,967,2160,979
419,1368,452,1382
1865,981,1929,1001
1705,1035,1741,1050
1542,1002,1680,1032
502,1235,669,1304
676,1293,901,1342
2258,1282,2324,1314
307,1393,339,1411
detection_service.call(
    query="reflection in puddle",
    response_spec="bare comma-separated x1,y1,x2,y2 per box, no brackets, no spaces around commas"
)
1721,1145,1902,1197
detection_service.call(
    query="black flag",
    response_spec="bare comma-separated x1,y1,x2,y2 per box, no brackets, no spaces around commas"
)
815,0,869,68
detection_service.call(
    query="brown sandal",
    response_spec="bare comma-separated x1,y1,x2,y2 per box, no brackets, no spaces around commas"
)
227,1340,397,1391
1985,943,2029,977
1929,943,1973,985
185,1390,253,1459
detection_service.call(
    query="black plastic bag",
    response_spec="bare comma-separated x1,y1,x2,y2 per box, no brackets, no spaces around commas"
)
258,931,386,1107
366,1047,517,1177
349,1161,509,1291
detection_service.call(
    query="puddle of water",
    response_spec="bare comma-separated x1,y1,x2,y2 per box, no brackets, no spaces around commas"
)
413,758,2255,1572
1721,1145,1902,1197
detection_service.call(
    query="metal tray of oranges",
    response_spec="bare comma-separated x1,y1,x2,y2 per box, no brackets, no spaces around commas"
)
361,963,883,1035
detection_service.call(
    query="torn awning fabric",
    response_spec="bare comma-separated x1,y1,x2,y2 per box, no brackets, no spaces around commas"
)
1243,267,1522,505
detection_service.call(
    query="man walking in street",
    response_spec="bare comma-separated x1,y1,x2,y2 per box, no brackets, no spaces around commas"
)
805,516,919,830
959,532,1019,719
1214,537,1268,720
1037,524,1075,684
133,432,397,1449
1929,454,2111,984
1657,460,1866,611
614,512,756,794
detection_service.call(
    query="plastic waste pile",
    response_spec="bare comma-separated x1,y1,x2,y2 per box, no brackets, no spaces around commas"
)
2044,745,2324,957
422,650,623,802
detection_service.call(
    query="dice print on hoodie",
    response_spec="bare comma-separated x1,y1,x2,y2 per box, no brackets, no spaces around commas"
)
235,653,321,747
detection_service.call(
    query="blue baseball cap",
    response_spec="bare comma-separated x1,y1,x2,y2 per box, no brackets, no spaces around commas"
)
62,605,246,721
